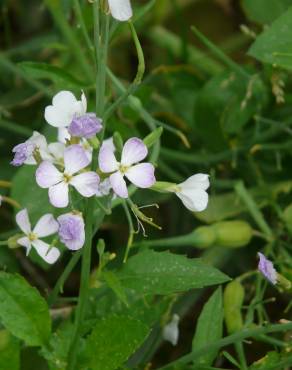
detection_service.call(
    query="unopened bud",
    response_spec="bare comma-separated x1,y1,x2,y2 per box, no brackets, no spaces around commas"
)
224,280,244,334
7,234,22,249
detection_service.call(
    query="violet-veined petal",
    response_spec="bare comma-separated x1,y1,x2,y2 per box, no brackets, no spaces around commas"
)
70,172,100,197
16,209,31,234
176,188,208,212
64,145,90,175
110,171,128,198
49,182,69,208
121,137,148,166
98,144,118,173
57,213,85,250
17,236,31,250
36,161,63,188
108,0,133,21
31,239,60,264
258,252,277,285
125,163,155,188
33,214,59,238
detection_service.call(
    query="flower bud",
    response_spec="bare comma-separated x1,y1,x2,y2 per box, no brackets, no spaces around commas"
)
191,226,216,248
213,220,253,248
143,127,163,149
7,234,23,249
113,132,124,154
224,280,244,334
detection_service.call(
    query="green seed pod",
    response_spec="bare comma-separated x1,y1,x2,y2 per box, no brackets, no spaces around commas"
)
191,226,217,249
224,280,244,334
212,220,253,248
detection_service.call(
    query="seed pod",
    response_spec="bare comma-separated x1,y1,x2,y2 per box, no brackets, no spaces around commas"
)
224,280,244,334
213,220,252,248
192,226,217,249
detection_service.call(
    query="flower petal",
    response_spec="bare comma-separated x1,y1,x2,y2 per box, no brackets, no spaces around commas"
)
70,172,100,197
258,252,277,285
44,91,77,127
110,171,128,198
121,137,148,166
58,127,71,143
98,144,118,173
176,188,208,212
31,239,60,264
33,214,59,238
16,209,31,234
108,0,133,21
64,145,90,175
36,161,63,188
49,182,69,208
48,142,65,161
179,174,210,191
125,163,155,188
17,236,31,249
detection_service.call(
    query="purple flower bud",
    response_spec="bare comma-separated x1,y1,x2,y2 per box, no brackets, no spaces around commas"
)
11,142,35,167
57,213,85,250
258,252,277,285
68,113,102,139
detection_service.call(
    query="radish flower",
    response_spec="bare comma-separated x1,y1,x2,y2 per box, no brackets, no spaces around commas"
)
108,0,132,21
36,145,100,208
98,137,155,198
258,252,277,285
175,174,209,212
16,209,60,264
58,213,85,250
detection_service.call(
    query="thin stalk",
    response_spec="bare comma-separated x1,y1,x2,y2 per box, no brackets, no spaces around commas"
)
235,342,248,370
0,181,11,188
104,20,145,121
122,201,135,263
2,196,21,208
157,322,292,370
48,251,82,306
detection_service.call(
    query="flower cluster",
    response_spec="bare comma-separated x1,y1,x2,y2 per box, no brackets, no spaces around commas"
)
11,90,209,264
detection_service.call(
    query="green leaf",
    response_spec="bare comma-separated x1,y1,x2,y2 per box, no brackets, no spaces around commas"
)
192,288,223,366
18,62,86,90
241,0,292,24
0,330,20,370
119,250,229,295
0,272,51,346
82,315,150,370
11,165,58,223
248,7,292,70
103,270,128,306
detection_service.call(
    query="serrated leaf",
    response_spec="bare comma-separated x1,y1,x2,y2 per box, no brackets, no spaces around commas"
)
0,272,51,346
82,315,150,370
0,330,20,370
241,0,292,24
119,250,229,295
192,287,223,366
248,7,292,70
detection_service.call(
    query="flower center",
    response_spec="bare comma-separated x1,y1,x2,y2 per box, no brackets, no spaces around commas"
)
28,232,37,241
63,173,73,183
119,164,130,174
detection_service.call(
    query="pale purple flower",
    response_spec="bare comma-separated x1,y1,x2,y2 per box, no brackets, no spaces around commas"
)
45,90,87,128
36,145,100,208
98,137,155,198
57,213,85,250
108,0,132,21
16,209,60,264
96,178,112,197
162,314,180,346
68,113,102,139
175,174,209,212
11,131,48,167
258,252,277,285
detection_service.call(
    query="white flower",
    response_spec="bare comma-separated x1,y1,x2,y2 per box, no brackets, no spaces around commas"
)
108,0,133,21
44,90,87,128
175,174,209,212
16,209,60,264
162,314,180,346
36,144,100,208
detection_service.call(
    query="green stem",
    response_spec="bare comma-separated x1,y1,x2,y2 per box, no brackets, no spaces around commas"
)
0,241,8,246
122,201,135,263
157,322,292,370
235,342,248,370
48,251,82,306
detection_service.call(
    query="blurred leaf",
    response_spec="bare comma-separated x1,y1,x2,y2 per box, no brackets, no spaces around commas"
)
192,287,223,367
0,272,51,346
0,330,20,370
0,248,20,273
11,166,55,223
82,315,149,370
119,250,229,295
241,0,292,24
249,7,292,70
18,62,86,90
196,180,292,223
103,270,128,306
